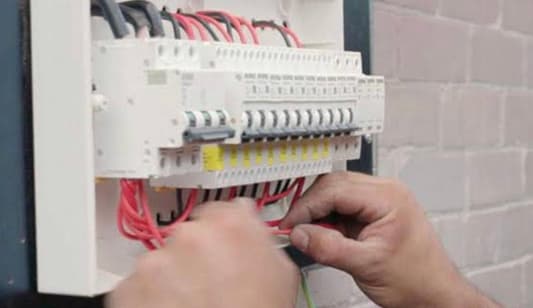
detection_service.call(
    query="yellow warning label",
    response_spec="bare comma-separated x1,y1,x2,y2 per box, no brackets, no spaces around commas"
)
280,142,288,163
290,142,298,161
267,143,275,165
312,139,320,160
322,139,330,158
302,140,309,161
243,144,251,168
255,143,263,164
229,146,239,167
203,145,224,171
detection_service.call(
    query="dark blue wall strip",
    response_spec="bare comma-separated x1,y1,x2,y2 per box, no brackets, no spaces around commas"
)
0,0,34,298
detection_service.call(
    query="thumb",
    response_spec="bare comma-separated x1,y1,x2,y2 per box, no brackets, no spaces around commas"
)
290,224,371,275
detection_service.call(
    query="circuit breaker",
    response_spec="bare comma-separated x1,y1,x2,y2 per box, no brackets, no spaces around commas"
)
31,0,384,296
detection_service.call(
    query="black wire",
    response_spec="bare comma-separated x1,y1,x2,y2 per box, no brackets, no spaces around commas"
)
203,12,234,41
251,183,259,199
176,189,184,214
161,9,180,39
119,4,150,34
238,186,247,197
202,190,210,203
282,179,291,192
274,180,283,194
183,13,219,41
252,20,292,47
265,182,279,206
215,189,222,200
91,0,130,39
121,0,165,37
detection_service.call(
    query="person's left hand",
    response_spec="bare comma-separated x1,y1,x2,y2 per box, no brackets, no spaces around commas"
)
107,198,300,308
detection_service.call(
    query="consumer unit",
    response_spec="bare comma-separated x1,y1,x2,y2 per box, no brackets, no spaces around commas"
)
31,0,384,296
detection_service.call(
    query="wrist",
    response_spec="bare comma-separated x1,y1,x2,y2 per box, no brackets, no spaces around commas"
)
424,271,500,308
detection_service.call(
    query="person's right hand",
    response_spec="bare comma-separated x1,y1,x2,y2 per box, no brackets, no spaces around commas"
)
280,171,500,308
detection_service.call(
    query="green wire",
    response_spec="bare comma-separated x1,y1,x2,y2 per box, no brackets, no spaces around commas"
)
301,271,316,308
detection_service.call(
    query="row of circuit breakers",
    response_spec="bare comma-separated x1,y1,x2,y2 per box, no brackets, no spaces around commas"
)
92,27,385,189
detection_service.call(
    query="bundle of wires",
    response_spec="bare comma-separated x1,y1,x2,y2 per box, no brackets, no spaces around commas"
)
169,9,300,46
118,177,309,249
117,179,199,250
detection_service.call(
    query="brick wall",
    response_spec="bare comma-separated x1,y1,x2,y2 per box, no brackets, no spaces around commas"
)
300,1,533,307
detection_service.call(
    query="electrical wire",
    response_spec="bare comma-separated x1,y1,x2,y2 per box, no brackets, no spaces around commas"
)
183,13,219,41
235,16,259,44
251,183,259,198
215,188,223,200
119,4,151,37
202,190,211,202
161,9,181,39
176,189,184,213
252,20,292,47
238,185,247,197
91,0,130,39
200,12,233,40
181,14,209,41
228,186,238,200
172,13,195,39
122,0,165,37
281,22,303,48
197,11,247,43
274,180,283,194
118,176,331,248
301,271,316,308
118,179,199,250
281,179,291,192
195,13,233,42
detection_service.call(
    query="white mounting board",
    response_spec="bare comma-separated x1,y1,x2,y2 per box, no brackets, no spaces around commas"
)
32,0,348,296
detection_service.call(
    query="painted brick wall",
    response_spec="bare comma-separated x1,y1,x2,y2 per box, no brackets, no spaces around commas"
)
300,1,533,307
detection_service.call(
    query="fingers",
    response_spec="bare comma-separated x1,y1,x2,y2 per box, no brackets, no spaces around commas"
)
290,224,372,275
280,172,392,229
174,197,271,245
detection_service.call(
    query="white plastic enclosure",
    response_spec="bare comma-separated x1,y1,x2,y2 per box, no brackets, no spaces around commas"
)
31,0,385,296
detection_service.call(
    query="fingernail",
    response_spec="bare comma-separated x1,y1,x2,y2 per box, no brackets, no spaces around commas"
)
290,227,309,251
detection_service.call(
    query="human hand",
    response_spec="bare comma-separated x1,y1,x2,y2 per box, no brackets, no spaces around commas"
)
108,199,300,308
280,172,500,308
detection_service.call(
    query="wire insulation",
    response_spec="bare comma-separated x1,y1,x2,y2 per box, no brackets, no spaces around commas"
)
172,13,195,39
197,11,247,43
195,13,233,42
301,271,317,308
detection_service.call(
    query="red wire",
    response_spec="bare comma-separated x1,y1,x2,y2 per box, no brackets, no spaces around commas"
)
172,13,195,39
261,177,337,235
256,182,271,210
117,179,199,250
117,180,158,249
195,13,233,42
253,22,303,48
255,178,306,235
183,14,209,41
197,11,247,44
139,181,165,246
228,186,238,200
117,176,317,249
235,16,259,44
